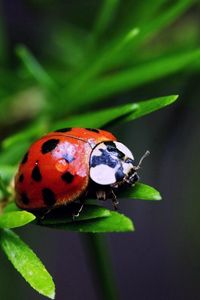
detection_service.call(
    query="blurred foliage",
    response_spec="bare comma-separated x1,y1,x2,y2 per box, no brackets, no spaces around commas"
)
0,0,199,298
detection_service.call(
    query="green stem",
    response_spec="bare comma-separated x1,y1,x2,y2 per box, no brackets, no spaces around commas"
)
82,233,119,300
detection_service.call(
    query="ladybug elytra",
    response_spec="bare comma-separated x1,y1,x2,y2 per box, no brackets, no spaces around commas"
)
15,127,149,214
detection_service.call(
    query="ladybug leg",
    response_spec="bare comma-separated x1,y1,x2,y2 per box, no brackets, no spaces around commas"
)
37,207,53,223
110,189,119,210
96,190,106,201
72,199,85,220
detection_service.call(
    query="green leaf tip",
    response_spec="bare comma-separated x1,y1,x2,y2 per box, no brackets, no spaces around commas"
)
126,94,179,122
0,229,55,299
121,183,162,201
0,211,36,229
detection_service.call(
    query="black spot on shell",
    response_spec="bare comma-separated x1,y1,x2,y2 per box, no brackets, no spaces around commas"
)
21,152,29,164
19,174,24,183
42,188,56,206
21,193,29,205
41,139,59,154
85,128,100,133
55,127,72,133
31,164,42,182
61,172,74,183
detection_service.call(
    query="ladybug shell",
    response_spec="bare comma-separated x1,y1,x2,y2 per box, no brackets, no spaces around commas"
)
15,128,116,210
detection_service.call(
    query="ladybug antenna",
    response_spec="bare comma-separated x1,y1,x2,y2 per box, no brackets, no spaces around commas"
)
135,150,150,170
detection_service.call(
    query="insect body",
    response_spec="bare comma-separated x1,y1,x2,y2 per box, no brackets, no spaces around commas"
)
15,127,149,212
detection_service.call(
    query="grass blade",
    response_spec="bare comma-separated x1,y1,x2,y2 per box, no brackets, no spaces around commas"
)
0,176,10,198
1,95,177,161
51,103,138,129
73,49,200,104
0,229,55,299
53,95,178,129
41,204,111,225
125,95,178,122
93,0,119,38
0,165,16,185
2,119,48,149
16,45,57,90
48,211,134,233
139,0,196,44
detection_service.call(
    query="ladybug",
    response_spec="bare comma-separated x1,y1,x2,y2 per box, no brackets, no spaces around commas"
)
15,127,149,216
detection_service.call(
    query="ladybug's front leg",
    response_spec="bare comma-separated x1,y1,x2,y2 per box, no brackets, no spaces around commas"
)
110,189,119,210
96,189,119,210
96,190,106,201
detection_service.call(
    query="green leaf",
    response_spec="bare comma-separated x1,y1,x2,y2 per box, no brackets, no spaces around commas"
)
93,0,119,38
53,95,178,129
2,119,48,149
0,229,55,299
0,165,16,183
0,175,10,198
48,211,134,233
120,183,162,201
3,202,19,213
51,103,138,129
1,95,177,158
0,140,30,165
70,49,199,105
16,45,57,91
41,204,111,225
143,0,196,39
0,211,35,228
125,95,178,122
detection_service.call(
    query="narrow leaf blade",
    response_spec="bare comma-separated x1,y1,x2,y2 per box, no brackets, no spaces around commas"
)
0,229,55,299
0,175,10,198
0,211,35,228
93,0,119,38
49,211,134,233
16,45,57,90
41,204,111,225
51,103,138,129
52,95,177,130
125,95,178,122
73,49,199,104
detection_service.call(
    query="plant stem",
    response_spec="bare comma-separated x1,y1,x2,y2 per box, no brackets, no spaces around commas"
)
82,233,119,300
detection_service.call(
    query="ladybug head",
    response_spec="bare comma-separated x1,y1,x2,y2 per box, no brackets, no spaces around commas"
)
89,141,149,187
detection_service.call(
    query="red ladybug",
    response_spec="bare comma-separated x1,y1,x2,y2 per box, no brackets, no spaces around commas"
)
15,127,149,214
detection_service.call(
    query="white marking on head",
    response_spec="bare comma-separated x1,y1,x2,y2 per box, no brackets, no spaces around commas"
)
114,142,134,159
90,165,116,185
89,141,135,185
